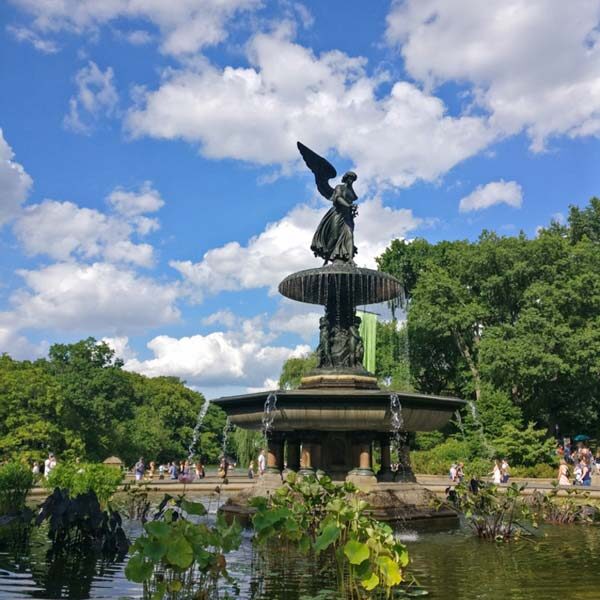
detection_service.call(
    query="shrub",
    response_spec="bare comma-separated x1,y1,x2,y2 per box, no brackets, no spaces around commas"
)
411,438,471,475
510,464,557,478
46,462,123,506
0,461,35,516
491,422,556,467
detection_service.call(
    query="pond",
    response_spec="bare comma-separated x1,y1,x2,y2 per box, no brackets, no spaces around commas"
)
1,495,600,599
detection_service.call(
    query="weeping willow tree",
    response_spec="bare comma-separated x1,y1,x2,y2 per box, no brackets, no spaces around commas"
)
230,427,264,468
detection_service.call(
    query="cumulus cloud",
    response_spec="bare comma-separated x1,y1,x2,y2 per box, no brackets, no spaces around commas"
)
5,261,180,334
101,336,137,361
126,27,494,188
11,0,260,56
0,128,33,226
0,321,47,360
386,0,600,150
64,61,118,133
107,181,164,216
269,300,320,341
125,333,311,389
171,196,421,300
13,198,157,267
459,180,523,213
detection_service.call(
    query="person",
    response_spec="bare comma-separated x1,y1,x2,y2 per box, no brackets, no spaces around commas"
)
248,460,255,479
158,463,165,480
574,460,583,485
581,459,592,487
44,453,56,479
449,463,458,482
457,462,465,483
218,457,229,481
557,458,570,486
149,461,156,479
501,458,510,483
134,457,145,482
32,461,40,476
168,461,179,480
491,459,502,484
258,450,266,476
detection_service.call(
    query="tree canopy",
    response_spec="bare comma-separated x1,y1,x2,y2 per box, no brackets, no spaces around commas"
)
377,198,600,438
0,338,227,465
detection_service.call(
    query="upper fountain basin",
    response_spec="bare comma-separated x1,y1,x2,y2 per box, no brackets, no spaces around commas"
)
213,388,466,432
278,263,403,306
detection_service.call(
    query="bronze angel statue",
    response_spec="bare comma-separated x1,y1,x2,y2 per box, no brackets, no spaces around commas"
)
297,142,358,265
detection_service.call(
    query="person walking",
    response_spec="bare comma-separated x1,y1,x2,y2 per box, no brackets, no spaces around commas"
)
134,457,145,482
501,458,510,483
558,459,570,486
581,460,592,487
258,450,266,476
248,460,255,479
44,453,57,479
491,459,502,484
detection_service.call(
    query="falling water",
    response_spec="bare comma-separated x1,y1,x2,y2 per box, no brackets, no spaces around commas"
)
454,409,466,439
221,416,232,458
389,392,410,477
187,398,211,460
262,391,278,437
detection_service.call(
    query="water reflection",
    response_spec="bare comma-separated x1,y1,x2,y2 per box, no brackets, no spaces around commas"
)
1,501,600,599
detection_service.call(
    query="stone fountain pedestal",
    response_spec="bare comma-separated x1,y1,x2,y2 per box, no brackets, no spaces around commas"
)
214,387,464,527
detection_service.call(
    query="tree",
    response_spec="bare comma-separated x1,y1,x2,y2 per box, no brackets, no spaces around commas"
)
278,353,317,390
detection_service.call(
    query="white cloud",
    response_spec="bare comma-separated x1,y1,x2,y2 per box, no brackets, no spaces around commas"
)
101,336,137,361
202,309,238,329
7,25,59,53
269,300,320,341
171,196,421,300
126,28,494,188
0,321,47,360
107,181,164,216
64,61,118,133
12,0,261,56
0,128,33,226
125,326,311,388
13,199,156,267
386,0,600,151
459,180,523,213
6,261,180,334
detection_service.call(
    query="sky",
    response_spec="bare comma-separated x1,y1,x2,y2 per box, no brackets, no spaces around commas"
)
1,0,599,399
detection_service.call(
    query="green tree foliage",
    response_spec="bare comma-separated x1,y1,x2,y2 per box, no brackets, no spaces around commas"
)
278,353,317,389
0,339,229,466
374,320,413,390
377,198,600,438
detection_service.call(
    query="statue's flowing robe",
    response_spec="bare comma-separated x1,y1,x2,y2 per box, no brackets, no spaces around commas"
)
311,184,357,263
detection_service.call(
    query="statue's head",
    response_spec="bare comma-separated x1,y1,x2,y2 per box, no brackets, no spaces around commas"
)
342,171,357,183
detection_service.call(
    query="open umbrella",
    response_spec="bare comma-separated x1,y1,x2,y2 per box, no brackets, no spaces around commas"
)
573,434,591,442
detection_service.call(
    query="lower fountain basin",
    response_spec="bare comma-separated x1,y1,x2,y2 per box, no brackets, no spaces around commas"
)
213,389,465,432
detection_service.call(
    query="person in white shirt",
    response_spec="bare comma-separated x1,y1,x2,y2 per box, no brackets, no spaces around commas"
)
258,449,266,476
44,453,56,479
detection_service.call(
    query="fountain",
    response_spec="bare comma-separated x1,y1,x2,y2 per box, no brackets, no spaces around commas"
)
213,142,466,526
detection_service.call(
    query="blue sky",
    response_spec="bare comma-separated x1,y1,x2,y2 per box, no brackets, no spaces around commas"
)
1,0,599,397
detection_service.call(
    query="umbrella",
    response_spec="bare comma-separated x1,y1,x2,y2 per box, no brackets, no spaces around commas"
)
573,434,591,442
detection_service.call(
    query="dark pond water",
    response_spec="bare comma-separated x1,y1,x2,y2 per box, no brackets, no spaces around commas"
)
1,495,600,599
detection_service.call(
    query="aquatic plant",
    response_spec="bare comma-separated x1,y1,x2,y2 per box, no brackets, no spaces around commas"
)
0,461,35,517
125,493,242,599
116,481,153,522
439,481,534,541
528,484,600,524
36,488,129,555
251,474,409,598
46,462,124,507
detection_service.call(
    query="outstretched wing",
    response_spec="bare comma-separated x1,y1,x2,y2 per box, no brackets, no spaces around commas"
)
297,141,337,199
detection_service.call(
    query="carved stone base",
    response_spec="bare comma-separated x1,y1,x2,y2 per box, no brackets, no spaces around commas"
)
300,373,379,390
346,471,378,491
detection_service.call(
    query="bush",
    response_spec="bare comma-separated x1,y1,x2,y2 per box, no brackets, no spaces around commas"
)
0,462,34,515
491,422,556,467
46,462,123,506
510,464,557,478
411,438,471,475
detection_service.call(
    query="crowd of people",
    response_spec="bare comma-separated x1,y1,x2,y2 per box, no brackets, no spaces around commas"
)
555,441,599,486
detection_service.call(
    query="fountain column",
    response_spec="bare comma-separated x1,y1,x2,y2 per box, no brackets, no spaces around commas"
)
266,432,284,474
377,434,394,482
347,432,377,489
299,432,316,476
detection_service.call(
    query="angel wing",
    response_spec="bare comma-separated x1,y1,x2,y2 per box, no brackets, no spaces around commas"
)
297,141,337,200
